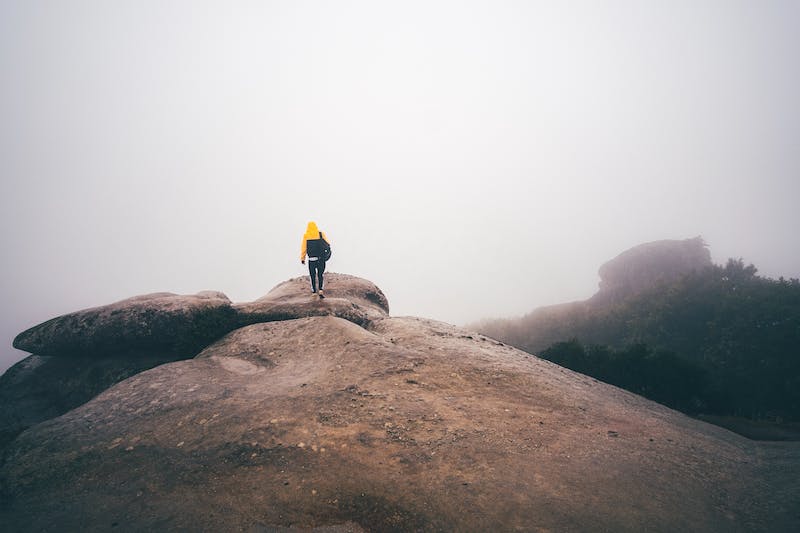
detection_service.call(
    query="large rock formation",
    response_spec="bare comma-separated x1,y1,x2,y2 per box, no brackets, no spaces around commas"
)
1,273,797,532
1,274,388,450
594,237,712,303
3,291,239,452
473,237,716,353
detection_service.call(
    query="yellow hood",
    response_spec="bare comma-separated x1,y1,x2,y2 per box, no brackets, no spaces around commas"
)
304,221,320,240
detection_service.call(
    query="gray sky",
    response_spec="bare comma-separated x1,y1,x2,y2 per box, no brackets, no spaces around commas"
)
2,0,799,373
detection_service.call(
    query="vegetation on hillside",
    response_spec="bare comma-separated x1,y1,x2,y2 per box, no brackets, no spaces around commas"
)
540,341,709,414
477,259,800,421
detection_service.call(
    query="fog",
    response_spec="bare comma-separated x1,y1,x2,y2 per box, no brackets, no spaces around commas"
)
2,1,799,373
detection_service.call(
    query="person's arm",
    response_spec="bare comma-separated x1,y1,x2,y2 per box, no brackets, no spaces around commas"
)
300,235,307,263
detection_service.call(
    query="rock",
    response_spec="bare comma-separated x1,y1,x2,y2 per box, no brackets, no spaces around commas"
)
11,275,388,360
0,352,186,451
473,237,716,352
2,310,797,531
0,356,55,448
4,291,238,447
13,291,237,358
3,276,390,450
235,273,389,328
594,237,712,303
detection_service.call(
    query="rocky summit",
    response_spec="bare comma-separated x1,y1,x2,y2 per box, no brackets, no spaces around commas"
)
1,274,798,532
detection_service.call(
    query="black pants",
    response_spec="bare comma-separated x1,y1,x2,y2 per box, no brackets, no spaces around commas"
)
308,259,325,292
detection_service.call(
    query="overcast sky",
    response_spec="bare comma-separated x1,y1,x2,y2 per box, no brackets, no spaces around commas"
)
2,1,799,373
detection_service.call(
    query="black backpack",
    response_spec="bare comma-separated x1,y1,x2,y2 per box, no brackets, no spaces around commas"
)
310,234,332,262
321,237,332,261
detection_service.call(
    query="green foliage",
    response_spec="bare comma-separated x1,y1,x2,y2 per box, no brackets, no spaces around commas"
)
481,259,800,421
541,340,709,413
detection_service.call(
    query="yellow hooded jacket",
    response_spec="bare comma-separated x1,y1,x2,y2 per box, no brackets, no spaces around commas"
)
300,221,330,261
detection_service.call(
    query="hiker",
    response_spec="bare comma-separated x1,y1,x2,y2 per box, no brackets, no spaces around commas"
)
300,221,330,298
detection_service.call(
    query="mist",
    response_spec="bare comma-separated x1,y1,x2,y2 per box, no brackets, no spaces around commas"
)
2,1,799,373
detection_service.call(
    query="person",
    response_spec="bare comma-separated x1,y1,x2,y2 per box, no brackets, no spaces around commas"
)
300,221,330,298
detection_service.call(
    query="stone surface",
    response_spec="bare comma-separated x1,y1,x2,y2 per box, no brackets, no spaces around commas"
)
13,291,237,358
0,352,185,450
2,275,391,456
235,273,390,328
594,237,712,303
2,311,798,531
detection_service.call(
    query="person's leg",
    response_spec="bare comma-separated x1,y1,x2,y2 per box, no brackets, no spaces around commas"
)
308,261,317,293
318,260,326,292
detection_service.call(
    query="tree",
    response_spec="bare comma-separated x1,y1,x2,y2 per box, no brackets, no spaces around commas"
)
486,259,800,421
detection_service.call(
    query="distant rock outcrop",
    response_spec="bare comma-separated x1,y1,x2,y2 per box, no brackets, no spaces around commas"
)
593,237,712,303
475,238,716,353
1,272,797,532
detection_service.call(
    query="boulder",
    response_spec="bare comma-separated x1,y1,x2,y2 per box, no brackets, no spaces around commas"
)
2,313,797,531
235,273,389,328
13,291,237,358
594,237,712,303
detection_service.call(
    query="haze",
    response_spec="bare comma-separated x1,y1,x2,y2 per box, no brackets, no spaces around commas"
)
2,1,799,374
